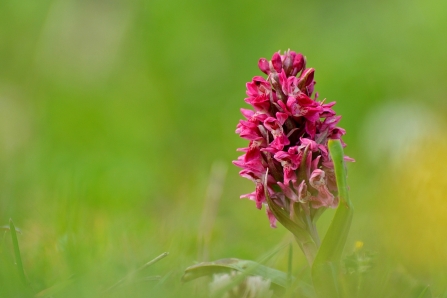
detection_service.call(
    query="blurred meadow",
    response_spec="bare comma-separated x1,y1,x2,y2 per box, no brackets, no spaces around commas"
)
1,0,447,296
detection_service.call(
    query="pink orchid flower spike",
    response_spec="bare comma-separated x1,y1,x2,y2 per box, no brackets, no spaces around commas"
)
234,50,354,228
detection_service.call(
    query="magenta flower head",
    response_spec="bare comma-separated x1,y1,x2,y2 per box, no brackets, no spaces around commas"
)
233,50,354,230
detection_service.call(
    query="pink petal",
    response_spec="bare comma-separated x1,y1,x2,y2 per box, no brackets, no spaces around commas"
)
240,108,254,119
271,52,282,73
258,58,270,75
276,112,288,125
266,206,277,228
255,182,265,209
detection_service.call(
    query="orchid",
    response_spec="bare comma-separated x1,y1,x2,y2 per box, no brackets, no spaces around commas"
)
233,50,354,266
186,50,356,297
184,50,434,298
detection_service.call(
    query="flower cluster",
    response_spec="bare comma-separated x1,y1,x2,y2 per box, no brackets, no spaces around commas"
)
234,50,353,228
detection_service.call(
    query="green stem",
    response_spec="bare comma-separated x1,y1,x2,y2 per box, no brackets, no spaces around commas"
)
264,170,318,266
303,205,321,248
295,237,317,266
356,271,363,297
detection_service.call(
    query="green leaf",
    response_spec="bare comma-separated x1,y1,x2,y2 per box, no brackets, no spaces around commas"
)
311,139,353,298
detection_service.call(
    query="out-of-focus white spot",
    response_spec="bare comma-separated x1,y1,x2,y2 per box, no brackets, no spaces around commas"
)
361,101,444,166
0,87,32,158
209,271,273,298
35,0,131,86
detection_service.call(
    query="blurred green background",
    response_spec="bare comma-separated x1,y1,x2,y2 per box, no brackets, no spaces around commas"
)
1,0,447,296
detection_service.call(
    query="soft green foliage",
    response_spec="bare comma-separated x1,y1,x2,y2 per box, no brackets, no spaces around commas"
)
1,0,447,297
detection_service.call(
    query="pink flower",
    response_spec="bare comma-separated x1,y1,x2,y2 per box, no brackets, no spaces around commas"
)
240,182,266,209
273,146,301,185
308,169,337,208
234,50,353,227
263,116,290,150
244,77,272,112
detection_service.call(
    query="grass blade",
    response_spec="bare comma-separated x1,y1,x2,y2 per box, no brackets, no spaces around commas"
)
105,252,169,292
9,219,28,287
414,285,432,298
35,276,75,297
287,242,293,284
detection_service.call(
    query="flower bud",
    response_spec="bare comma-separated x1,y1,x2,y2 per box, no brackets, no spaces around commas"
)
271,52,283,73
258,58,270,75
291,53,305,76
283,50,296,76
